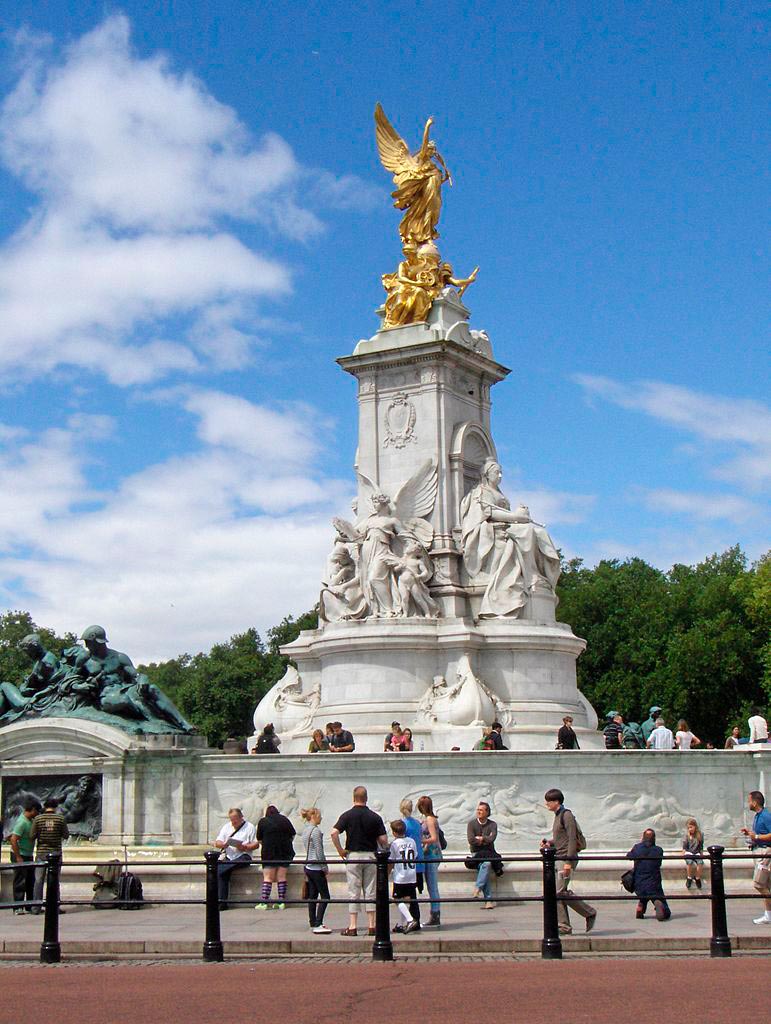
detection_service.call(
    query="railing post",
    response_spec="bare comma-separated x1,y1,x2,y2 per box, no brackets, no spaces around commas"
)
39,853,61,964
541,844,563,960
372,848,394,962
202,849,224,962
708,845,732,958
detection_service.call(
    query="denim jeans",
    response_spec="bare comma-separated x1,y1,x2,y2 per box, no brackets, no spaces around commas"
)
423,845,441,914
475,859,492,899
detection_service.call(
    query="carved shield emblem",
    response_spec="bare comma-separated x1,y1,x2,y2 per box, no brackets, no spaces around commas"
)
383,393,417,449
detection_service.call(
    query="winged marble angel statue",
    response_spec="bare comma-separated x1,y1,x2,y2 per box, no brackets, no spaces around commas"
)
325,461,439,619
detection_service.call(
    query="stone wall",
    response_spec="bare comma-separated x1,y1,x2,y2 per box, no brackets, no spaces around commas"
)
1,719,767,852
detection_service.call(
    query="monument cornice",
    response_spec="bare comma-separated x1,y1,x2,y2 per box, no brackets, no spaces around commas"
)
337,337,510,383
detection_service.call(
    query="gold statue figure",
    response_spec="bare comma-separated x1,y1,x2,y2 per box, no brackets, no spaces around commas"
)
382,243,478,330
374,104,478,330
374,103,451,247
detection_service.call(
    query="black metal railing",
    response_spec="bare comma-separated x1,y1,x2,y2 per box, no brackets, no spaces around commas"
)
1,845,767,963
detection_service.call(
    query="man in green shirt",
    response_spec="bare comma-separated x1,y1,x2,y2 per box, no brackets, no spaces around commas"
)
10,799,42,914
30,798,70,913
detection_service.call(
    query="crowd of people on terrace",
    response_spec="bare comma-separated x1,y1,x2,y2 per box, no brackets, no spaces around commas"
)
251,706,769,756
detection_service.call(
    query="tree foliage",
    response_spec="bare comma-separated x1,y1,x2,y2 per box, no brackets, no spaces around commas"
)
556,546,769,742
140,610,320,747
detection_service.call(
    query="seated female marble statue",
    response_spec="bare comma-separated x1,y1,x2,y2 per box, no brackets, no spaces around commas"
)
459,459,560,618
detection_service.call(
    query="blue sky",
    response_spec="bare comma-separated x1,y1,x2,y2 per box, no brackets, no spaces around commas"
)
0,2,767,660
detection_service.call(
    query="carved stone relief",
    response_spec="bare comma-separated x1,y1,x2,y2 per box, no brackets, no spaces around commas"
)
2,773,103,841
416,655,512,728
383,392,417,449
253,666,321,736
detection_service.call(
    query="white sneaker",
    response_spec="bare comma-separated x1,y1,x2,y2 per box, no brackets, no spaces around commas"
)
313,924,332,934
753,914,771,925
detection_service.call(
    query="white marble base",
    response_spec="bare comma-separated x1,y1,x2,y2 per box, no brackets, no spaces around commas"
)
253,615,597,753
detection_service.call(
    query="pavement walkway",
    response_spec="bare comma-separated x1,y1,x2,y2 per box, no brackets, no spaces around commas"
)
1,891,769,956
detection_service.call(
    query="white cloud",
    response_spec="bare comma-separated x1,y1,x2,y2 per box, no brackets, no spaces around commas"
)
574,375,771,489
0,391,347,662
0,15,370,385
183,388,326,466
639,488,760,524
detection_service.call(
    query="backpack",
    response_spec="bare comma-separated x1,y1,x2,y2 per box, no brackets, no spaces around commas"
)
117,871,144,910
623,723,645,749
560,807,587,853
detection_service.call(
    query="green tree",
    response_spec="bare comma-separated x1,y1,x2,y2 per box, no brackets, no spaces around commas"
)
266,609,319,656
557,547,769,743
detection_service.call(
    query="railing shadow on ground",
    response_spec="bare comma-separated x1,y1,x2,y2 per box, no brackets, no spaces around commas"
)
0,845,766,963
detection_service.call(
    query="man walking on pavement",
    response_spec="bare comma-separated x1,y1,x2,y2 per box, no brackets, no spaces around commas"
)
542,788,597,935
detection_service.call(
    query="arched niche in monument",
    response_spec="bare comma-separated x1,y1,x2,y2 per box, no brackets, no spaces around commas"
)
449,420,497,518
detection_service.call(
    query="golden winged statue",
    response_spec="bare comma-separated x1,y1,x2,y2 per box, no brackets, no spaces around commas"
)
374,103,451,247
374,104,478,330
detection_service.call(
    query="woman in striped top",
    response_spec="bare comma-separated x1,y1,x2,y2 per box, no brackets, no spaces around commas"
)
301,807,331,934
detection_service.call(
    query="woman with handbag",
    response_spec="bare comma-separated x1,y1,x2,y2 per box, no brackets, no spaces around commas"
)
300,807,331,934
417,795,443,927
466,801,499,910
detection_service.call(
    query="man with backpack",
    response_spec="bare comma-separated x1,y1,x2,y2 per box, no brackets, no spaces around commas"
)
542,788,597,935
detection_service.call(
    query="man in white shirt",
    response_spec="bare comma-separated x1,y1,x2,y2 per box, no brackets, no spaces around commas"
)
389,819,420,933
647,718,674,750
214,807,258,910
748,709,769,744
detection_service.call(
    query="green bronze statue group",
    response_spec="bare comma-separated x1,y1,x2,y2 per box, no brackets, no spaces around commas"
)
0,625,194,735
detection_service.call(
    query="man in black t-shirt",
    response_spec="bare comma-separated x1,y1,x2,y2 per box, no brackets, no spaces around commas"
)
329,721,355,752
331,786,387,936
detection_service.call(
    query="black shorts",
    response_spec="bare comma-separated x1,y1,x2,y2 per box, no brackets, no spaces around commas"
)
392,882,418,901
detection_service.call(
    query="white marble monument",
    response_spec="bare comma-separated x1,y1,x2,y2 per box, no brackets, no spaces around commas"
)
253,289,598,752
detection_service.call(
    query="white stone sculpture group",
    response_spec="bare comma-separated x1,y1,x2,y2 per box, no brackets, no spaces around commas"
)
460,459,561,617
319,460,439,622
319,457,561,624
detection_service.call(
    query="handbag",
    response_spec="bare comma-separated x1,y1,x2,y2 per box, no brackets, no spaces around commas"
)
621,869,635,893
300,878,309,900
464,855,479,870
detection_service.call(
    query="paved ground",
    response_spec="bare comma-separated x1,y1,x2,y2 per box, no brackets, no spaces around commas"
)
1,891,768,956
0,959,762,1024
